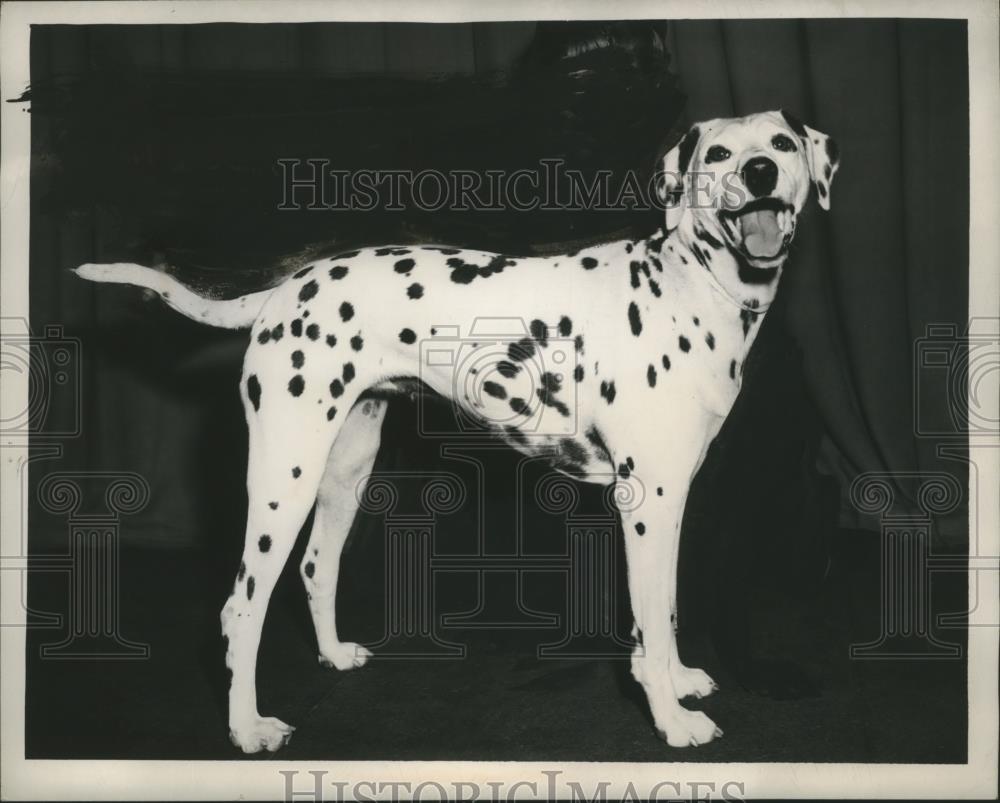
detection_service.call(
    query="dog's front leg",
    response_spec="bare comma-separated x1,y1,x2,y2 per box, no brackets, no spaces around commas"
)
619,475,721,747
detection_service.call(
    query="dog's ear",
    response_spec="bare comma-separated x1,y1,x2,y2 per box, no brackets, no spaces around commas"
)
781,110,840,210
656,124,701,230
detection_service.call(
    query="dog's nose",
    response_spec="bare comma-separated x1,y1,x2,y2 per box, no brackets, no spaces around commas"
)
741,157,778,198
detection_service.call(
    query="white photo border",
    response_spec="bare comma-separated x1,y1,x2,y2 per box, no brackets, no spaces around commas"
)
2,1,997,799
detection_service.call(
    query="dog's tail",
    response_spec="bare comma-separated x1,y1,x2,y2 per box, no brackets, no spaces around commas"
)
73,263,272,330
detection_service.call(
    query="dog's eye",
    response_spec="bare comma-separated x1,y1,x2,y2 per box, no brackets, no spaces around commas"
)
771,134,797,152
704,145,732,164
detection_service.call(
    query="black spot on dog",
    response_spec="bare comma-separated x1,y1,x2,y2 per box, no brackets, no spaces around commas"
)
328,265,349,280
257,329,271,344
677,125,701,174
574,364,584,382
693,316,700,326
350,335,364,351
342,363,355,383
581,256,598,269
635,522,646,536
340,302,355,321
330,379,344,398
575,335,584,353
696,227,725,250
289,375,305,396
825,136,840,165
293,266,314,279
375,247,410,257
247,375,261,411
510,397,530,416
781,109,808,138
271,323,284,342
291,351,304,369
306,323,320,341
585,426,613,465
647,231,667,252
483,381,507,400
656,486,663,496
629,261,642,288
292,466,301,478
740,308,760,338
679,335,691,352
497,360,519,378
291,319,303,337
327,406,337,421
600,380,616,404
662,354,671,371
530,319,548,346
299,280,319,302
394,258,415,274
407,283,423,299
649,279,661,298
817,182,827,198
705,332,715,350
269,501,279,510
304,561,315,578
730,359,737,380
326,334,337,347
559,438,589,468
508,338,535,362
259,535,271,553
247,576,255,600
618,462,630,479
628,302,642,336
626,456,634,470
238,561,246,581
558,316,573,337
536,372,570,417
647,365,657,387
625,242,634,253
690,242,711,268
447,254,516,284
504,425,527,446
399,328,416,344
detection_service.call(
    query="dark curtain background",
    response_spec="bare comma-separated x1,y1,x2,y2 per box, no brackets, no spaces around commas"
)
24,19,968,549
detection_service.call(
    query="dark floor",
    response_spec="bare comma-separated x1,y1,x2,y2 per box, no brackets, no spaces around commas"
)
24,529,967,762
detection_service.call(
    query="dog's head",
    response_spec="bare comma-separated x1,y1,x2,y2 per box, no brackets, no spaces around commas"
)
659,110,839,271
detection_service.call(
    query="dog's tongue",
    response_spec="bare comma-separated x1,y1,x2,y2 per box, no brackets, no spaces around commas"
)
740,209,783,258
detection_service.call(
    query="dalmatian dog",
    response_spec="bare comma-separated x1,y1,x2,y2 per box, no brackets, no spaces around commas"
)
74,110,838,753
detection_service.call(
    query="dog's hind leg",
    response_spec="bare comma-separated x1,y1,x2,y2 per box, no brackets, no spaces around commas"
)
301,398,387,671
221,387,354,754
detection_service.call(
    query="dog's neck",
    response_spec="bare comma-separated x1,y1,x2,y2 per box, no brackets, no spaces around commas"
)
642,215,784,355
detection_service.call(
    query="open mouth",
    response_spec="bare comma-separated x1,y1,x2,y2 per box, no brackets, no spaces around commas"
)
718,198,795,262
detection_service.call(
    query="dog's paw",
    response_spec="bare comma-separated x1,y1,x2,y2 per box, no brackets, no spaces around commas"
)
318,641,372,671
670,664,718,699
656,708,722,748
229,715,295,753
